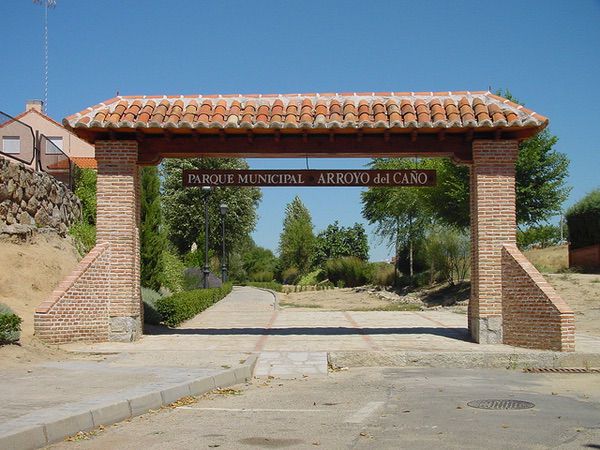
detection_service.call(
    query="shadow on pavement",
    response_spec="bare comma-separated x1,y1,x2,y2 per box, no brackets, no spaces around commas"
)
146,326,471,341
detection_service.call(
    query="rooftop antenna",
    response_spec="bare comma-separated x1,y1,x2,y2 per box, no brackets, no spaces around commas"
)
33,0,57,113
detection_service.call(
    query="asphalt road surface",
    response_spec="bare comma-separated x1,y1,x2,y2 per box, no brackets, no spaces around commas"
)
47,367,600,450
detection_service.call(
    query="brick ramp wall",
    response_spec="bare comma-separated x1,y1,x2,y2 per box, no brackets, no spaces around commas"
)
34,243,111,344
502,244,575,352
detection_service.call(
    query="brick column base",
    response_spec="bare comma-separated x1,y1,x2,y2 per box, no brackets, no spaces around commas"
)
96,140,142,342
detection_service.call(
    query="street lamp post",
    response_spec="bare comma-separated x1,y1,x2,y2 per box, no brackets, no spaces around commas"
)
220,203,228,283
202,186,211,288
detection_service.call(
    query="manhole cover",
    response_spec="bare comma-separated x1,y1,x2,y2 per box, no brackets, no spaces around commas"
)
467,399,535,410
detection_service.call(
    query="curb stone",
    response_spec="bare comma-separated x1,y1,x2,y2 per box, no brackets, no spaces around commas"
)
328,351,600,370
0,355,258,450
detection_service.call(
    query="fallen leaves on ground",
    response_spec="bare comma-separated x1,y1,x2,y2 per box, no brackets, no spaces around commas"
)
214,387,243,396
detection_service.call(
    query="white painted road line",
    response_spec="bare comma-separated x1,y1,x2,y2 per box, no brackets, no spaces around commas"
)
177,407,325,413
345,401,385,423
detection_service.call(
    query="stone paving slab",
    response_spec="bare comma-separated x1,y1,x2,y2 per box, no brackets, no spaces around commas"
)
255,352,328,378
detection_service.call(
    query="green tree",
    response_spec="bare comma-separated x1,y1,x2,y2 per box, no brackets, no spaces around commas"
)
313,221,369,266
140,166,166,290
361,158,435,278
161,158,262,260
243,241,279,277
278,196,315,274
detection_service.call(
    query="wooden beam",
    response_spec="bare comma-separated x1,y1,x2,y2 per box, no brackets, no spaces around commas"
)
136,132,473,164
465,129,474,142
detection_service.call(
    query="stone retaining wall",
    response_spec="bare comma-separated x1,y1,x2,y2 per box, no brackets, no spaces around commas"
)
502,244,575,352
0,157,81,235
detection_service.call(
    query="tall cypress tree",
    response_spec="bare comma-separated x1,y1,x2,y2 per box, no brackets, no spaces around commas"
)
278,196,315,274
140,166,165,290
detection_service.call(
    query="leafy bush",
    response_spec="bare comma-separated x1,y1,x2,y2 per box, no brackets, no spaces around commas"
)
73,168,97,225
161,250,186,293
369,263,396,287
0,303,22,344
141,287,163,325
425,227,470,285
156,283,233,327
566,188,600,249
298,269,324,286
68,222,96,255
324,257,369,287
238,281,283,292
282,267,300,285
250,271,274,282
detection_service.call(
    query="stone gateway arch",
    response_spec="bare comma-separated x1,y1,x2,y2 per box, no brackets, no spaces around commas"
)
34,91,575,351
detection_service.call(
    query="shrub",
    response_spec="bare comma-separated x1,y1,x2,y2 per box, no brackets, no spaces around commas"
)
0,303,22,344
566,188,600,249
281,267,300,285
161,250,186,293
298,269,324,286
250,271,274,282
425,227,470,285
156,283,233,327
325,257,369,287
68,222,96,255
141,287,163,325
369,263,396,287
73,168,97,225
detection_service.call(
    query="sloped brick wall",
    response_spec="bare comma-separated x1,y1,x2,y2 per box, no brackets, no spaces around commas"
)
502,244,575,352
34,243,111,344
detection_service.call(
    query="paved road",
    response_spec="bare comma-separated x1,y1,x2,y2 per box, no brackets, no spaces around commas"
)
46,367,600,450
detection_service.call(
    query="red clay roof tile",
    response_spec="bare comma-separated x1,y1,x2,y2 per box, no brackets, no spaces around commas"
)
64,91,548,133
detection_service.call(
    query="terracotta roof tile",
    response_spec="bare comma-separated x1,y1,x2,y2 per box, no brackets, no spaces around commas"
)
64,91,548,133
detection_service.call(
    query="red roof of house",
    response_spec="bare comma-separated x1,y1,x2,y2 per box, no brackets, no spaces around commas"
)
63,91,547,133
46,157,97,170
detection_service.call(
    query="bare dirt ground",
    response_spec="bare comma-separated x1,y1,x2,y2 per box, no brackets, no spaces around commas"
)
278,288,421,311
280,274,600,336
544,273,600,335
0,232,81,366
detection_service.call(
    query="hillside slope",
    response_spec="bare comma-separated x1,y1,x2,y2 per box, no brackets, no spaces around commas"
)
0,232,79,343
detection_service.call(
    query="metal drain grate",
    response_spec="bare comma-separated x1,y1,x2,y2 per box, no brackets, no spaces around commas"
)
523,367,600,374
467,399,535,410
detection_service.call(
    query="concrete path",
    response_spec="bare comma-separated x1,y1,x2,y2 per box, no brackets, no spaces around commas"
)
66,286,600,377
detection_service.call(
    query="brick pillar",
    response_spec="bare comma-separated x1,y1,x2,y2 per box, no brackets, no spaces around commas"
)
469,140,519,344
95,140,142,342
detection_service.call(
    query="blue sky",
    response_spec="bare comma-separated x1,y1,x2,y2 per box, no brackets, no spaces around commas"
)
2,0,599,261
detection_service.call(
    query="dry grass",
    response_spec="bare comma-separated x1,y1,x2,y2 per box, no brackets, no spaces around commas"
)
524,244,568,273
